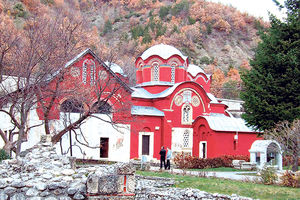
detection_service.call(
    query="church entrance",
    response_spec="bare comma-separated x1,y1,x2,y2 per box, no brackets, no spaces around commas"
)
139,132,154,159
199,141,207,158
100,137,109,158
142,135,150,155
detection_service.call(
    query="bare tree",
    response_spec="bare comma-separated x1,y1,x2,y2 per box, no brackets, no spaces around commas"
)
265,119,300,172
0,4,94,155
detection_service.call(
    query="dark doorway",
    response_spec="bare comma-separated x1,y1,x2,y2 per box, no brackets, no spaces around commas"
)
200,142,207,158
142,135,150,155
100,138,109,158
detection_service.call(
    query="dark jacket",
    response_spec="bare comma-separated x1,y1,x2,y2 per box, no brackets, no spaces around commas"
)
159,149,166,159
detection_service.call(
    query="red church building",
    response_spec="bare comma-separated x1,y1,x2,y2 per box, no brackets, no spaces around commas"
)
130,44,259,160
0,44,261,162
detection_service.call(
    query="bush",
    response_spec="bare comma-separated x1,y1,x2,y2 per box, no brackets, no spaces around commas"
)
13,3,28,19
102,20,112,35
188,16,196,25
173,153,250,169
130,25,145,39
159,6,171,20
280,170,300,188
171,0,190,16
0,149,10,162
283,156,300,167
260,166,278,185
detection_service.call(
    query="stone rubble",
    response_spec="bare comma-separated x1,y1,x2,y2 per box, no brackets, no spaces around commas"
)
0,142,90,200
0,140,256,200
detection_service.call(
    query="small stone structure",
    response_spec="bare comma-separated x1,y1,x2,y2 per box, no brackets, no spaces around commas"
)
86,162,135,199
249,140,282,170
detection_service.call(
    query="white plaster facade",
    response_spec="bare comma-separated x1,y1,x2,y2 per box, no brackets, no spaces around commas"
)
0,109,131,162
171,127,193,155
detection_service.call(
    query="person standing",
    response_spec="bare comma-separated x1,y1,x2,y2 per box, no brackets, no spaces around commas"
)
159,146,166,169
166,147,172,170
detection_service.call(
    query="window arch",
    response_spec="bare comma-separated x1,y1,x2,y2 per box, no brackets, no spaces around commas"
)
183,130,190,148
60,99,84,113
151,62,159,81
182,104,192,124
92,100,112,114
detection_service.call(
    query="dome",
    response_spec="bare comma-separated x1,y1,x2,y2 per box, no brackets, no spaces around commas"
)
140,44,188,61
187,64,205,77
105,61,124,75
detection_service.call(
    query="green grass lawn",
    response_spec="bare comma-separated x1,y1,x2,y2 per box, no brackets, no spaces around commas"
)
137,171,300,200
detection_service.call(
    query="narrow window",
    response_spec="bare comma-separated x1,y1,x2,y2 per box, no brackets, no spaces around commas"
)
182,104,192,124
152,62,159,81
171,64,176,84
183,130,189,148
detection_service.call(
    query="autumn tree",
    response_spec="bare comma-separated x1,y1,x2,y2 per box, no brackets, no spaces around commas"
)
265,119,300,171
0,3,95,155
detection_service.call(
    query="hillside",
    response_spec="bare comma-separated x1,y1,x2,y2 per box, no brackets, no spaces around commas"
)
0,0,269,99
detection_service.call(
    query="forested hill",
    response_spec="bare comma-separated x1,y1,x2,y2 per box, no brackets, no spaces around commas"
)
0,0,269,99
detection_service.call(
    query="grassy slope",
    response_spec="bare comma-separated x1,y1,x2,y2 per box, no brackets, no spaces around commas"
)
137,171,300,200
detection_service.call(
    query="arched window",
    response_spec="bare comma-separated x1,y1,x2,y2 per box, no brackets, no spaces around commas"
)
183,130,190,148
60,99,84,113
151,62,159,81
92,100,112,114
182,104,192,124
171,62,177,84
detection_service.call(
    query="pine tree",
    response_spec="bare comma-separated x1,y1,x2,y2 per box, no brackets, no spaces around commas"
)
241,0,300,131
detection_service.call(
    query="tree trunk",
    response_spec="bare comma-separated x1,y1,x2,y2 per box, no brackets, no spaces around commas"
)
45,118,50,135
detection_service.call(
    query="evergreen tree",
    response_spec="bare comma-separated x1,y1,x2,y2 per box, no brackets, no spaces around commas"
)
241,0,300,131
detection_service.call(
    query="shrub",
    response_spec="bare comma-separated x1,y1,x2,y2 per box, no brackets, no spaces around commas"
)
159,6,171,20
13,3,28,19
171,0,190,16
0,149,10,162
259,166,278,185
130,25,145,39
188,16,196,25
283,156,300,167
280,170,300,188
102,20,112,35
173,153,250,169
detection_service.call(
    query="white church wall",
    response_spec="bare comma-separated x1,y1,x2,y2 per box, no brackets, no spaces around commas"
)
54,113,131,162
0,104,44,153
171,127,193,155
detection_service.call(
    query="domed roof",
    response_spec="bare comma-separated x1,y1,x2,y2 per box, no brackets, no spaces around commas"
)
140,44,188,61
105,61,124,75
187,64,205,77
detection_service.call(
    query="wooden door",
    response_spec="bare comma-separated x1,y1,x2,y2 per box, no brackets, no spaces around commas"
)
142,135,150,155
